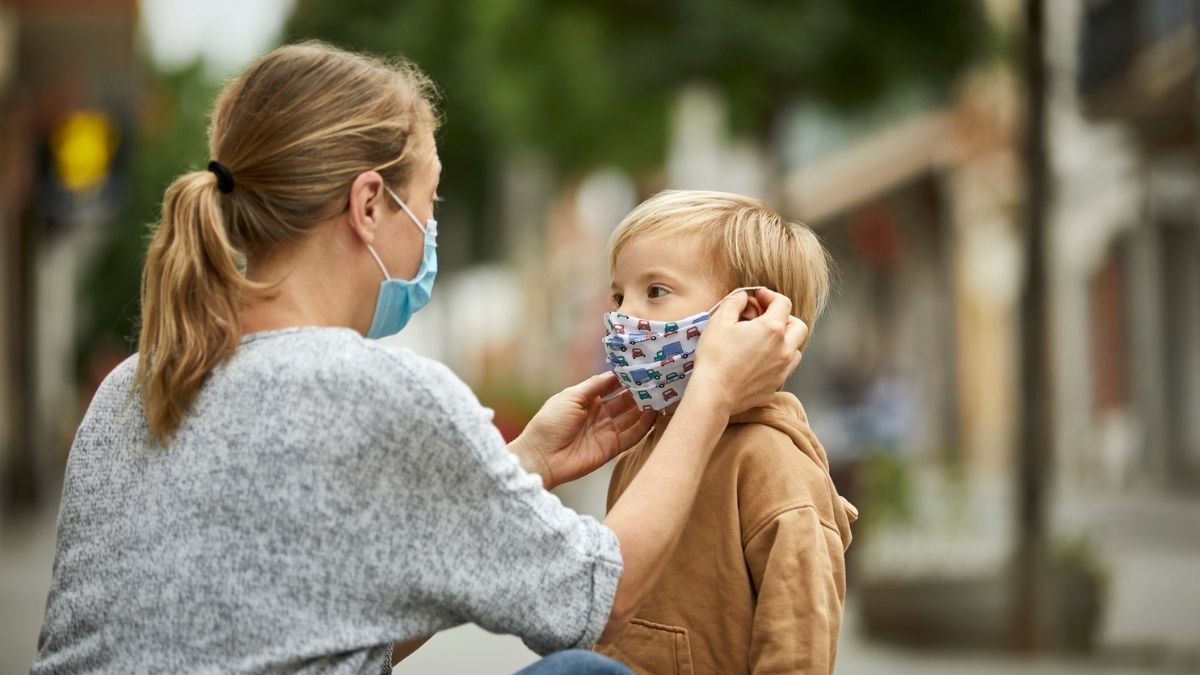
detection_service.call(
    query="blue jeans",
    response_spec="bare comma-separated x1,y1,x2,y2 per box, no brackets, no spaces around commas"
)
514,650,632,675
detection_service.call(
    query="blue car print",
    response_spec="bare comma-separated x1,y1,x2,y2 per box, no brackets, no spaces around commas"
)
654,341,683,361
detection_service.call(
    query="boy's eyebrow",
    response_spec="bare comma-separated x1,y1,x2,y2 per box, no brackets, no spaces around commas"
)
610,268,685,290
635,268,683,285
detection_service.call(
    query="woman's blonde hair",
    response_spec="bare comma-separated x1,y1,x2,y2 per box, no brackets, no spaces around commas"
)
137,41,439,443
608,190,832,344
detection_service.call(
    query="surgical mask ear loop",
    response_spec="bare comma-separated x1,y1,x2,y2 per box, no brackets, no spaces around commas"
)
384,185,428,235
367,185,430,282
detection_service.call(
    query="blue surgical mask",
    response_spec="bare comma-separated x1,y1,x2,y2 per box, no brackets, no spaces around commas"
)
365,186,438,339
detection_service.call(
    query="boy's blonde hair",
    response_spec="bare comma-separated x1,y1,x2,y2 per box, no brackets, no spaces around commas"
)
609,190,831,341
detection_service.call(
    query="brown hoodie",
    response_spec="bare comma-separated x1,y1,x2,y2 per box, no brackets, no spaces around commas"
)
596,393,857,675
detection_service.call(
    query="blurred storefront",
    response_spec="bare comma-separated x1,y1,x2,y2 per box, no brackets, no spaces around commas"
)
0,0,138,512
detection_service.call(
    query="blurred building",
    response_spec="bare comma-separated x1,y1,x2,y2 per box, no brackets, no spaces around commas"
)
0,0,138,513
1053,0,1200,493
776,0,1200,496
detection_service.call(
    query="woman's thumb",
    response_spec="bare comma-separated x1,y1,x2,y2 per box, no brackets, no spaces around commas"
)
710,290,750,324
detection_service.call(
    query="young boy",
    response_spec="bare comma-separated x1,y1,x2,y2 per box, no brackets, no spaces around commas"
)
597,190,857,674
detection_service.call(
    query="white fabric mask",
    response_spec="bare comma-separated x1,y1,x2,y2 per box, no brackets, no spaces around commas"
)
601,287,764,411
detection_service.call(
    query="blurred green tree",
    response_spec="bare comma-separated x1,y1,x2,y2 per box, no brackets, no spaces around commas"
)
287,0,992,256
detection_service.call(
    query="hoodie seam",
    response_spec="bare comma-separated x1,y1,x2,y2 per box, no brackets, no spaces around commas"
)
741,502,840,547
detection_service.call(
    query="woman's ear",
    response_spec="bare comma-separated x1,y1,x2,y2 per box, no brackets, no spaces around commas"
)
740,294,765,320
346,171,386,245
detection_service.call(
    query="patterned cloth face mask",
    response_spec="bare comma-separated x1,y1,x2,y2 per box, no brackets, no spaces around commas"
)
601,287,764,411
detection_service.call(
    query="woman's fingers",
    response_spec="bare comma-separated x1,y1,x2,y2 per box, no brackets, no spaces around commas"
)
684,287,813,415
616,411,657,450
610,397,648,426
784,316,809,352
710,288,750,324
600,387,636,418
789,349,804,374
564,371,621,404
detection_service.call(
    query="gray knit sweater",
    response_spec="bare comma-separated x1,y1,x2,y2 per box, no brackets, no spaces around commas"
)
32,327,622,674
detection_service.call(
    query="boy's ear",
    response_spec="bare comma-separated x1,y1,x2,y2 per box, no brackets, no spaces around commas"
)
740,294,765,320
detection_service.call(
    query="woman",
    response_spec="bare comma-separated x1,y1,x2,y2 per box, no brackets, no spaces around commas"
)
33,42,807,674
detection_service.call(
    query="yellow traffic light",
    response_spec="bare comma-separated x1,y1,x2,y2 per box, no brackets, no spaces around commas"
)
50,110,118,194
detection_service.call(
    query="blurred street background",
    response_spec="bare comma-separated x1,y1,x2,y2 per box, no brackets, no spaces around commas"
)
2,0,1199,673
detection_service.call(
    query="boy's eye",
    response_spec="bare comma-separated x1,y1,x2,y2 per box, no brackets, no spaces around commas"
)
610,293,624,308
647,285,669,299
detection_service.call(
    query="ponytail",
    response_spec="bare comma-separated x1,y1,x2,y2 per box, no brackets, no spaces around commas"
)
136,171,255,443
133,42,438,444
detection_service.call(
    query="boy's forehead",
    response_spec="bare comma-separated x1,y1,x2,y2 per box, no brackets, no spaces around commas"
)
612,232,709,281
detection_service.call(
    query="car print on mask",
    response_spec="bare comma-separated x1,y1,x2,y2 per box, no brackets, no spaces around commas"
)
686,325,701,340
629,367,660,385
662,388,679,402
654,341,683,362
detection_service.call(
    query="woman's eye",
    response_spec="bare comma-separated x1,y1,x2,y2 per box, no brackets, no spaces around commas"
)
647,285,669,299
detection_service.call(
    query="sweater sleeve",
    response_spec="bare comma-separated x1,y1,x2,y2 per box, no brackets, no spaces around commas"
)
368,349,624,655
743,506,845,675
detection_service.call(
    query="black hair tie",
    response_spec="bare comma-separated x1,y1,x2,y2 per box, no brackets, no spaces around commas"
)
207,160,235,194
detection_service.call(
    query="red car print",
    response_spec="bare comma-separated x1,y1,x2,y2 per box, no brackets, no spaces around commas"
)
637,319,652,332
631,347,646,359
662,388,679,402
613,324,626,335
686,326,701,340
683,361,695,373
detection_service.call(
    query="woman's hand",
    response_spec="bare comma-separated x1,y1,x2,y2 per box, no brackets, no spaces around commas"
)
508,373,656,490
689,288,809,417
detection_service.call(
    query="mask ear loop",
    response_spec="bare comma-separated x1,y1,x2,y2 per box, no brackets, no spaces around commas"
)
705,286,767,316
384,185,428,235
368,186,426,281
366,245,391,281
